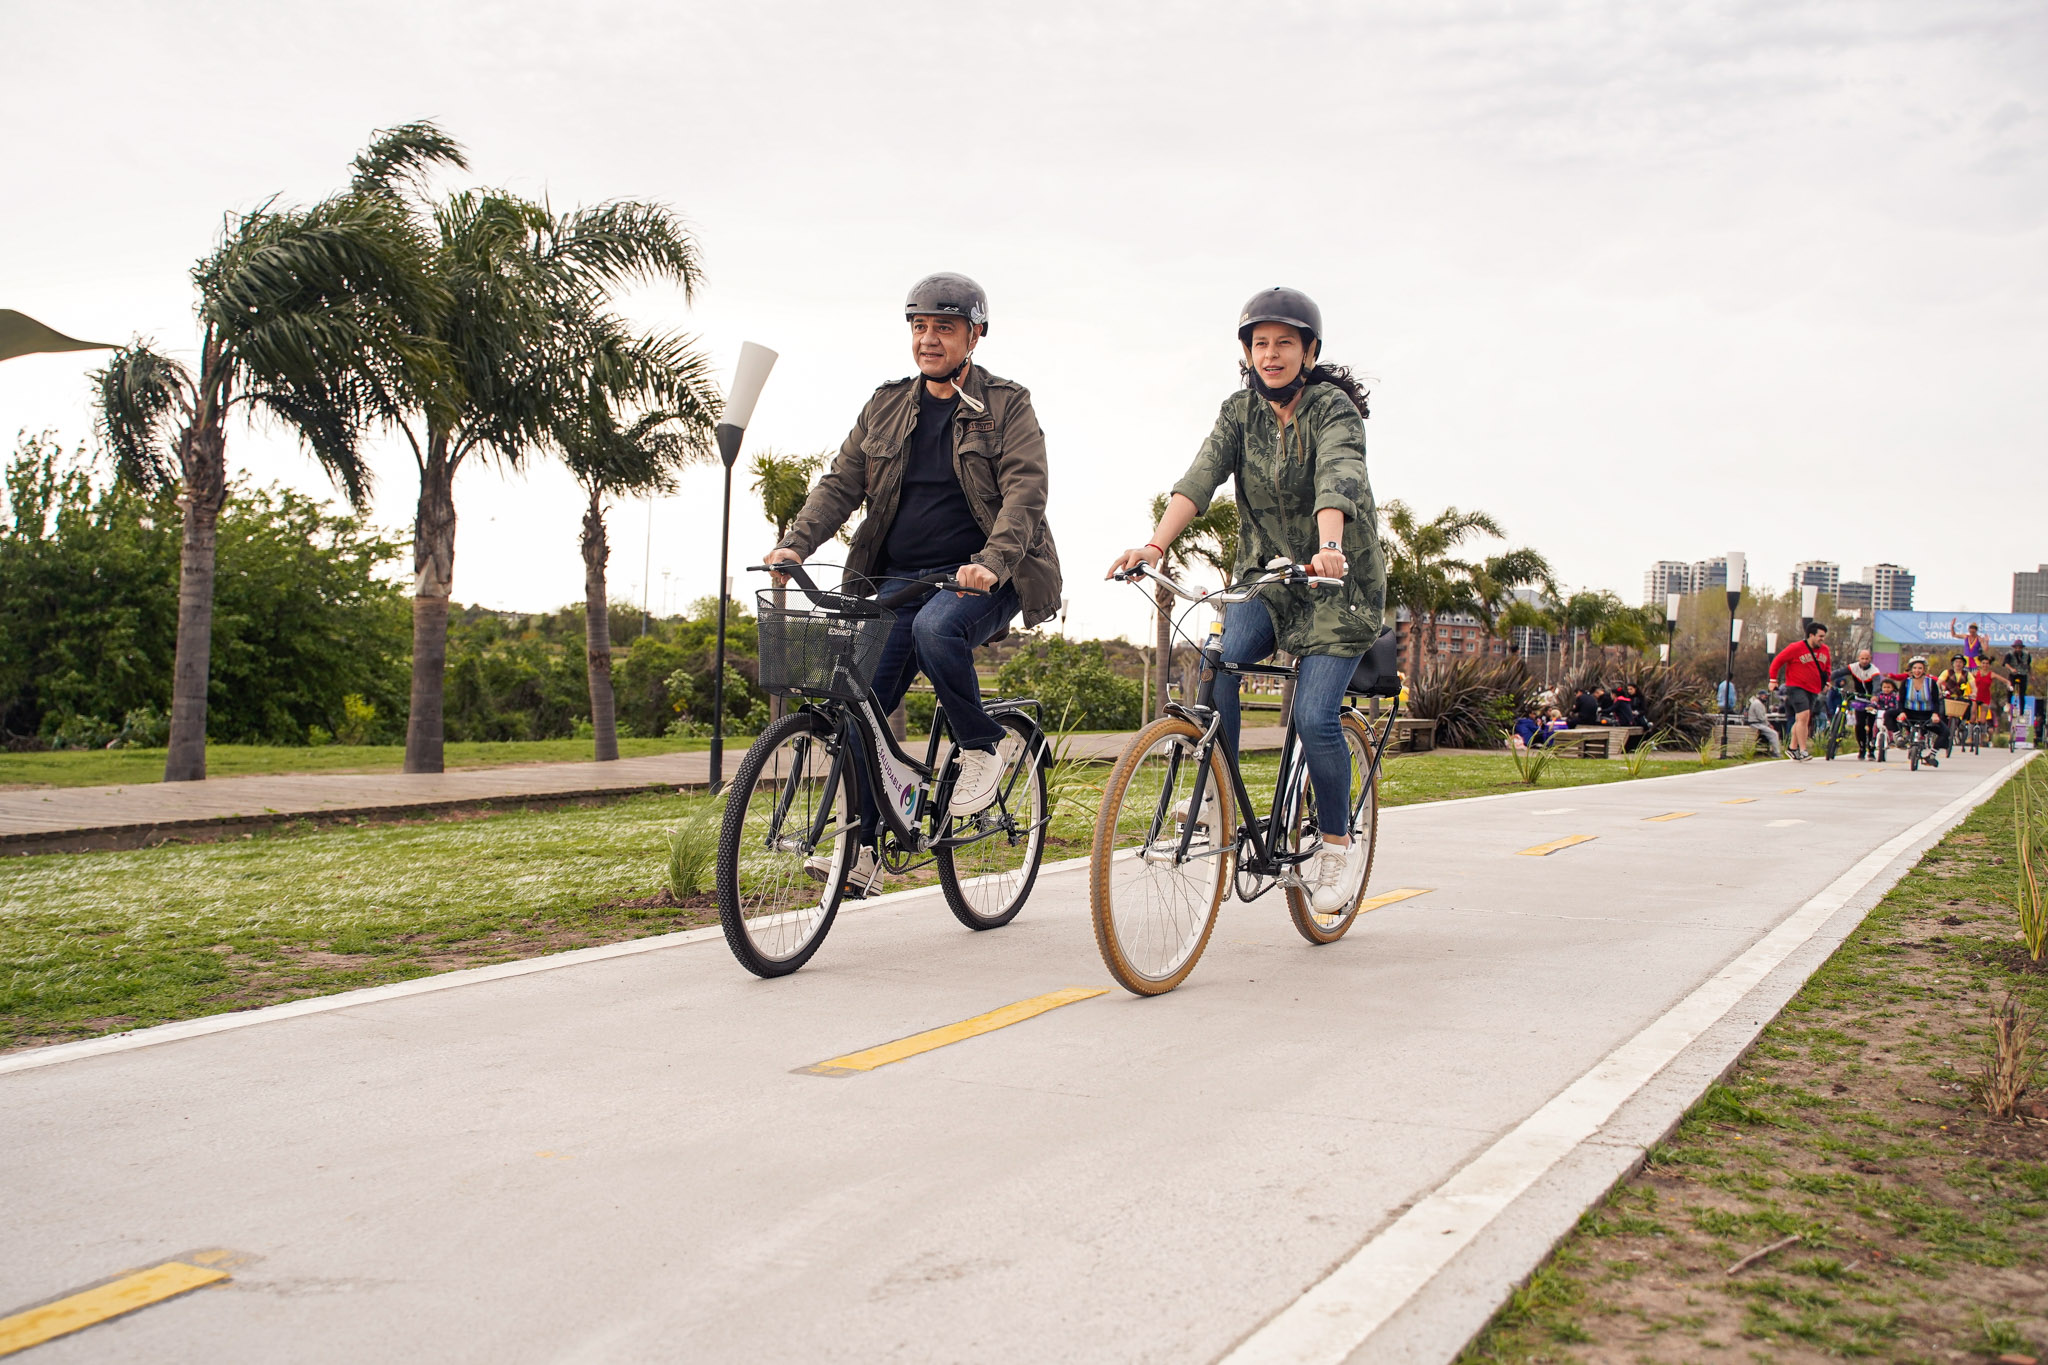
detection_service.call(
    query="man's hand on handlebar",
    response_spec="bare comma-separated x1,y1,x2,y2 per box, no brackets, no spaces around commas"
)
1106,545,1164,580
956,562,997,594
763,546,802,585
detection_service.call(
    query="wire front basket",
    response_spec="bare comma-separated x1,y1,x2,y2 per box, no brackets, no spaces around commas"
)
756,591,894,702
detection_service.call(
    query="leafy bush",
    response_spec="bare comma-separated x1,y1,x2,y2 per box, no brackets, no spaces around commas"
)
1408,656,1533,748
994,635,1142,732
334,694,379,745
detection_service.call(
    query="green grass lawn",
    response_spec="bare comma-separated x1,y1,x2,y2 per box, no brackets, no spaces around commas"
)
0,748,1768,1052
0,736,721,789
1458,768,2048,1363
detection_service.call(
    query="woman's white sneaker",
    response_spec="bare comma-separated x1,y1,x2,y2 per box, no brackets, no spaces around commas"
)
1310,838,1369,913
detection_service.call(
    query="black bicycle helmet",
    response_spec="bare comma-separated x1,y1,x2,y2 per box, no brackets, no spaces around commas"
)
905,273,989,334
1237,286,1321,349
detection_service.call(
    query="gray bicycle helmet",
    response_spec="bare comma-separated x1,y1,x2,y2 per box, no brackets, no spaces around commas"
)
1237,286,1321,348
905,272,989,334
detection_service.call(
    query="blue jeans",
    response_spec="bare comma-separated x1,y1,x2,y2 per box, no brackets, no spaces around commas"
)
1213,598,1360,838
859,562,1020,840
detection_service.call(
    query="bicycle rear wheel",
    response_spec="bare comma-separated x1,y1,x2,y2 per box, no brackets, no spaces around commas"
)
716,712,854,978
936,711,1049,930
1823,711,1842,761
1090,717,1236,996
1284,712,1382,944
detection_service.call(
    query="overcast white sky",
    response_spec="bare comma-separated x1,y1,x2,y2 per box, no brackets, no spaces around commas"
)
5,1,2045,641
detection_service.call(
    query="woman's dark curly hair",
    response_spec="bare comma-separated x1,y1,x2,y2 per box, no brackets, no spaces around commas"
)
1238,357,1372,419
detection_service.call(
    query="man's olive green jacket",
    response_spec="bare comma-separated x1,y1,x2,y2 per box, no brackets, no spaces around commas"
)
777,365,1063,631
1171,382,1386,658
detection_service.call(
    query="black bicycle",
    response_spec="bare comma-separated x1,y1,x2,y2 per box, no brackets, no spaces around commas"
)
1087,560,1402,995
713,562,1050,978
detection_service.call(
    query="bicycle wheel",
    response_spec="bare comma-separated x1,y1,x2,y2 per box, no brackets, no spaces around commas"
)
1090,716,1236,996
1823,711,1842,761
716,711,854,978
1284,712,1381,944
936,711,1049,930
1908,735,1920,771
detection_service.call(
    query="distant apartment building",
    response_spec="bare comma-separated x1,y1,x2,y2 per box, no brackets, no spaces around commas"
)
1640,553,1748,603
2016,565,2048,614
1837,579,1874,611
1866,563,1915,611
1393,608,1511,660
1789,561,1840,597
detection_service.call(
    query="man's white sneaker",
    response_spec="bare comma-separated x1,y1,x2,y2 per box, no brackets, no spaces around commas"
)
1310,838,1369,913
805,843,883,896
950,745,1007,816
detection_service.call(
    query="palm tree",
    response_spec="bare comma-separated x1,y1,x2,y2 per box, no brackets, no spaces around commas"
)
93,142,448,781
553,324,720,760
751,450,825,543
353,128,710,772
1146,493,1238,716
1381,502,1503,674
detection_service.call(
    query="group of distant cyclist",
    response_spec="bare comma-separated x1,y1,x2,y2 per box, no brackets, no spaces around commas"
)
1761,618,2034,768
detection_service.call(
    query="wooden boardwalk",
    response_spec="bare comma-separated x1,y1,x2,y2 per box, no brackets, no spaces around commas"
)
0,727,1288,854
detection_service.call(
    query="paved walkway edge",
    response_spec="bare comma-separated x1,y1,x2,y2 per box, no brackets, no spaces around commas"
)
1217,752,2035,1365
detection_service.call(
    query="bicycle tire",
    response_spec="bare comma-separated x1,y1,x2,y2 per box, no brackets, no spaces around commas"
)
1823,715,1842,761
1909,737,1920,771
716,711,853,978
1285,712,1382,945
936,711,1049,931
1089,716,1236,996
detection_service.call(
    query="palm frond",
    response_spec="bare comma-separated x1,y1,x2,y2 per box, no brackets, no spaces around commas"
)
92,342,192,494
542,200,706,298
350,120,467,202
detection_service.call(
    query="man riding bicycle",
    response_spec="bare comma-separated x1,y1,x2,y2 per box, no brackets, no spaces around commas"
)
1846,647,1881,760
1890,656,1949,765
766,273,1063,890
1106,286,1386,913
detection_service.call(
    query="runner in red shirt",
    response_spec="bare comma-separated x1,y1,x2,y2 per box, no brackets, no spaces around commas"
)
1768,622,1833,762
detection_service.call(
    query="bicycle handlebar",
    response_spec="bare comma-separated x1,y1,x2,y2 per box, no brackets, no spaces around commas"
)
748,562,987,610
1111,559,1343,604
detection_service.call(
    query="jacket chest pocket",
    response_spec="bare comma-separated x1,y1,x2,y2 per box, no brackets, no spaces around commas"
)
956,435,1002,505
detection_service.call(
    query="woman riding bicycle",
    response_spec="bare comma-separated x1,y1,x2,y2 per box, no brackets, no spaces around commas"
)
1106,286,1386,913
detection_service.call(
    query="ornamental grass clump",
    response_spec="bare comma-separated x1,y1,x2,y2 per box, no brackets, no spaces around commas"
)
1621,729,1669,779
2016,762,2047,962
665,799,722,898
1508,740,1557,786
1968,993,2042,1119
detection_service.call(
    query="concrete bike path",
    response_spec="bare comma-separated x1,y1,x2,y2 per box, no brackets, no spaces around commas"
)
0,728,1291,853
0,750,2023,1363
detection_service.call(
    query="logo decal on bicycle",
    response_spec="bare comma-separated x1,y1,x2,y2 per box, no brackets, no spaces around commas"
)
900,783,917,815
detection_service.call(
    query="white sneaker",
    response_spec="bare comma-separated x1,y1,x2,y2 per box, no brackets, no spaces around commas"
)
805,843,882,896
1173,798,1218,844
1310,838,1369,913
949,738,1017,816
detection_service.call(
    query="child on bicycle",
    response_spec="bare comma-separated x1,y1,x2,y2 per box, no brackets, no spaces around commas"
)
1107,287,1385,914
1891,657,1949,765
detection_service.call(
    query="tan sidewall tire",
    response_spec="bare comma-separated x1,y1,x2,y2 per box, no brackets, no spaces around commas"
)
1286,712,1380,945
1089,716,1235,996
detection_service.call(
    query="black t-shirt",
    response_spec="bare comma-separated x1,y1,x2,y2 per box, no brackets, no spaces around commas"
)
883,386,987,571
1572,692,1599,725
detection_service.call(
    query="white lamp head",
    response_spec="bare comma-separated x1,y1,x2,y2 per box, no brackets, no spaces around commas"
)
714,341,780,468
1665,591,1681,625
1725,551,1745,595
1800,583,1820,622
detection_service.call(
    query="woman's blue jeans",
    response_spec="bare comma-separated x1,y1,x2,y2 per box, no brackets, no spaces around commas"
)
1213,598,1360,838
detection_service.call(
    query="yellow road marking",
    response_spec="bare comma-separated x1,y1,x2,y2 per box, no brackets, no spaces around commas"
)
1357,886,1432,913
1643,811,1694,822
802,987,1107,1076
0,1261,228,1357
1721,797,1757,804
1814,780,1836,786
1517,834,1597,857
1780,788,1804,794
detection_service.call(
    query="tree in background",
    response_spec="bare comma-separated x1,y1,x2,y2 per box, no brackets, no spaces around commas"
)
1381,502,1504,675
347,121,712,773
1145,492,1238,716
91,131,444,780
552,312,720,761
750,450,824,543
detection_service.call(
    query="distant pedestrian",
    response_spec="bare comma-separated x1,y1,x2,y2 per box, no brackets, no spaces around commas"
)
2004,639,2032,712
1767,622,1832,761
1744,690,1785,756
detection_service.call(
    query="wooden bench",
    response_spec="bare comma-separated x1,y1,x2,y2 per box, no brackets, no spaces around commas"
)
1389,717,1435,753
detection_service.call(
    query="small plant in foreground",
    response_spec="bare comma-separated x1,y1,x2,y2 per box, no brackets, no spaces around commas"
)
1043,702,1106,823
1969,993,2043,1120
666,800,722,898
2016,762,2047,962
1622,729,1670,779
1508,740,1558,786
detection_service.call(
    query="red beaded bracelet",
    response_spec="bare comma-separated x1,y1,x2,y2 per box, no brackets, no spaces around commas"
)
1144,543,1165,558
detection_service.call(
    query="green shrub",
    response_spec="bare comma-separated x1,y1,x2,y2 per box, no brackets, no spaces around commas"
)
994,636,1141,731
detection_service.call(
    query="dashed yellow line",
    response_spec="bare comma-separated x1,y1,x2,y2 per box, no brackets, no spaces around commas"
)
1780,788,1804,794
0,1261,228,1357
1814,780,1837,786
1358,886,1432,913
1721,797,1757,804
801,987,1107,1076
1517,834,1597,857
1643,811,1695,823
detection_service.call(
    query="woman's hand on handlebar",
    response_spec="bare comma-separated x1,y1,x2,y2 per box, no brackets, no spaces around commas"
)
1106,544,1163,580
1309,546,1347,581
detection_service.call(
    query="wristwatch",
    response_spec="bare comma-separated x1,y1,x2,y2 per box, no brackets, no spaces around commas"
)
1321,540,1341,552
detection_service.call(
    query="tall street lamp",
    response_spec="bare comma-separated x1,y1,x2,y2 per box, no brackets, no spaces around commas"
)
1663,591,1680,665
709,341,779,793
1721,552,1745,758
1800,583,1820,634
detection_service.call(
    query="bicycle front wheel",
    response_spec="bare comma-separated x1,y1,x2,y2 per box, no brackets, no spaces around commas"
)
1090,716,1236,996
1285,711,1381,944
716,712,854,978
936,711,1049,930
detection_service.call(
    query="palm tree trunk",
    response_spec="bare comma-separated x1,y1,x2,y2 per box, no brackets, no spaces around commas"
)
405,438,458,774
163,421,227,782
1154,579,1174,716
581,483,619,762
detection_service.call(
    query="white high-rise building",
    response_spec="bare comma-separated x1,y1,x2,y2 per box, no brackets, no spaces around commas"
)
1642,561,1694,604
1790,561,1840,597
1864,564,1915,611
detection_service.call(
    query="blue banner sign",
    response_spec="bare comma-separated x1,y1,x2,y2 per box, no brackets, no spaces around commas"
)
1872,611,2048,647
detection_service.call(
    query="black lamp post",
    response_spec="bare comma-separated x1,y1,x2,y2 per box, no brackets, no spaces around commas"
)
708,342,778,793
